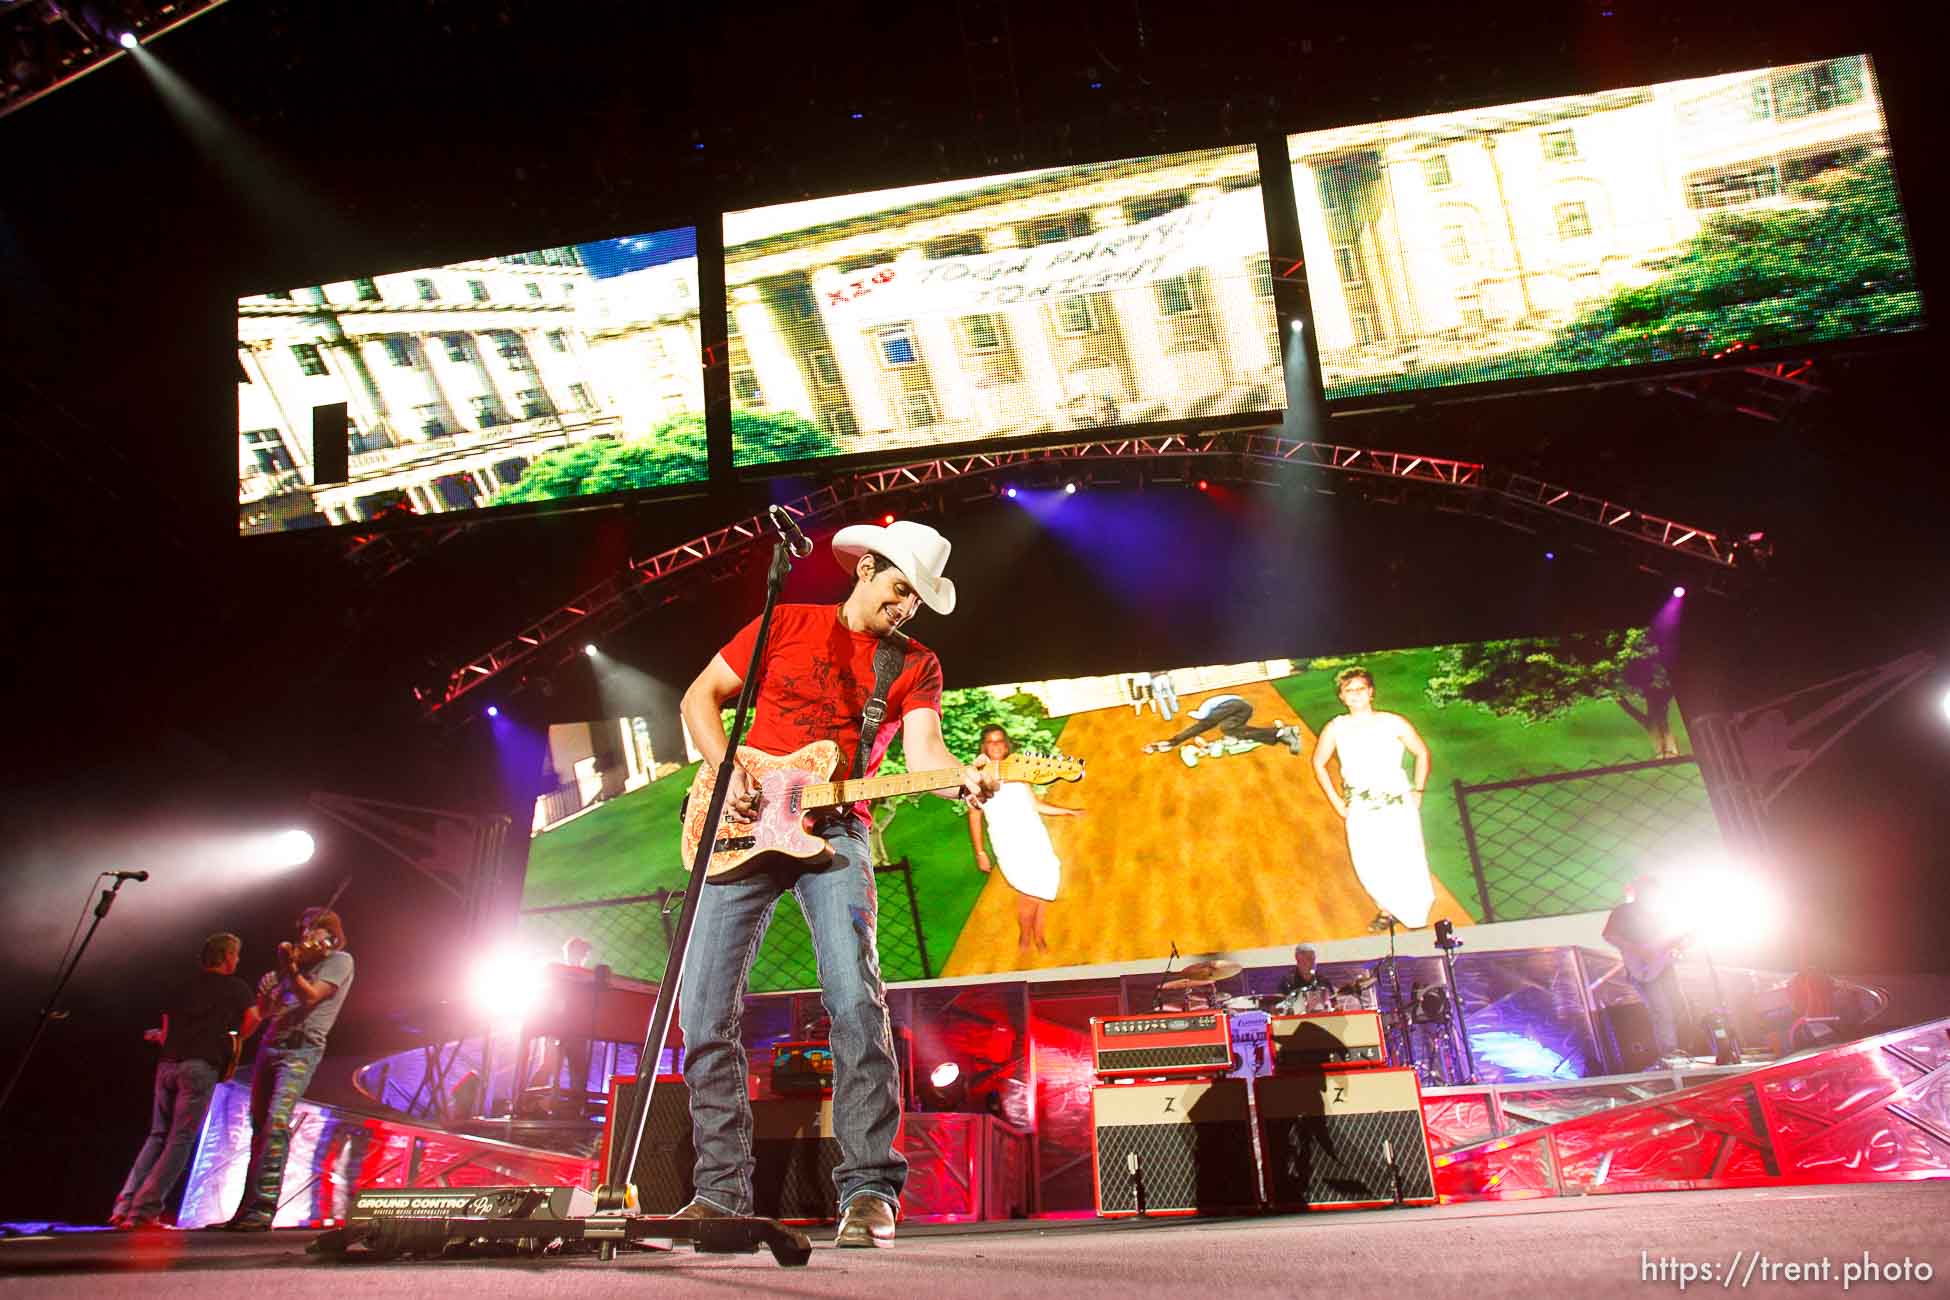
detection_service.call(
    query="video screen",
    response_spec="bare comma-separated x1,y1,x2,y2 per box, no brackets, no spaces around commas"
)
1287,55,1922,402
238,227,703,535
516,627,1718,991
723,146,1286,470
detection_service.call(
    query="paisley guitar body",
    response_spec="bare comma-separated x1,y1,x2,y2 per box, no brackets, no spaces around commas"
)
680,741,844,881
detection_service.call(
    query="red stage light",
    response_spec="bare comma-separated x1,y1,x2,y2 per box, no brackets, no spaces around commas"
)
882,513,895,525
1197,479,1209,491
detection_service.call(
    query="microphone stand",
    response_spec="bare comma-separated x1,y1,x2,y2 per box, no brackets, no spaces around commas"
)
1150,941,1180,1012
601,530,798,1222
0,875,135,1119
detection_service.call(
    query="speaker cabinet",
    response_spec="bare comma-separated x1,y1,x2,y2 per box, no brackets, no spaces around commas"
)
1256,1068,1436,1209
310,401,349,484
1090,1079,1259,1218
751,1095,843,1224
601,1075,694,1214
602,1078,846,1223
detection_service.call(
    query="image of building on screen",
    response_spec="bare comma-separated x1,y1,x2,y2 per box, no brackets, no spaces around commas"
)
238,231,702,534
532,715,684,836
1291,55,1920,401
724,145,1285,468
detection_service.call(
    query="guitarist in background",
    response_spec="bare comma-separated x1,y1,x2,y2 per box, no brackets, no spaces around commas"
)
675,519,997,1249
109,932,259,1229
1603,874,1694,1065
216,906,354,1230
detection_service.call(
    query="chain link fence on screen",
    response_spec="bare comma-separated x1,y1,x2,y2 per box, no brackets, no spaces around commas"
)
1454,755,1721,923
517,859,933,991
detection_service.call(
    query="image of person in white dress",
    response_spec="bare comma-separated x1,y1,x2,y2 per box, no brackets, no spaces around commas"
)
1309,666,1437,930
967,725,1085,960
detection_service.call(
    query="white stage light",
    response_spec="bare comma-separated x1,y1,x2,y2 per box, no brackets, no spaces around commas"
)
929,1061,961,1088
1940,687,1950,724
1660,860,1781,950
268,829,315,868
468,946,550,1022
118,31,138,49
584,644,598,657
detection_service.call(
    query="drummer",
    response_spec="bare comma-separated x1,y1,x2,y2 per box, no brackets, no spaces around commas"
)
1277,944,1327,1008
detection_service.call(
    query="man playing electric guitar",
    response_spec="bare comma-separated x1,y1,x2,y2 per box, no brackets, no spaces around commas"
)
674,519,999,1250
1602,874,1694,1065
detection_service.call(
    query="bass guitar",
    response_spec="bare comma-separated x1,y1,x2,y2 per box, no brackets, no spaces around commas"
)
681,742,1084,881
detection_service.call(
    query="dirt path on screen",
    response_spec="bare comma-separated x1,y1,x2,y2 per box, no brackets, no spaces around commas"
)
940,682,1471,975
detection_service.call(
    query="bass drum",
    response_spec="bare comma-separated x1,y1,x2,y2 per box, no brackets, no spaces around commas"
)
1274,986,1334,1017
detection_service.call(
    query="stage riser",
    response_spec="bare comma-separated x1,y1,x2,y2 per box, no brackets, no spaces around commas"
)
1434,1017,1950,1202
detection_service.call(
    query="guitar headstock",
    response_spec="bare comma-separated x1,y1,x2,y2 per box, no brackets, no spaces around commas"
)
998,750,1085,785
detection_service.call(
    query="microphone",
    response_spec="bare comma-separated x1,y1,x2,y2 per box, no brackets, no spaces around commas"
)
767,505,814,559
108,870,150,883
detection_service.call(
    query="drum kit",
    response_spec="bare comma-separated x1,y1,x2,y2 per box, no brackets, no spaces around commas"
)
1157,960,1379,1017
1154,953,1470,1087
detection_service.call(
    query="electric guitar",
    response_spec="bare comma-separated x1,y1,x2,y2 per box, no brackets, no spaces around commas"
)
680,742,1085,881
1615,932,1693,984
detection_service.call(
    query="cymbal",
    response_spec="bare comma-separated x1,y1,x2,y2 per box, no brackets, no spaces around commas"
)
1174,958,1243,983
1159,976,1209,990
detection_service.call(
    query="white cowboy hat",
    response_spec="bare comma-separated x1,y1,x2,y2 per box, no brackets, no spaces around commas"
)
831,519,957,616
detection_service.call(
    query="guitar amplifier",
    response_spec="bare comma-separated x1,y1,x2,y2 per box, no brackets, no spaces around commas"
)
770,1040,835,1096
603,1077,848,1223
602,1075,695,1214
1089,1079,1259,1217
1256,1068,1436,1209
1090,1012,1234,1078
1267,1010,1387,1071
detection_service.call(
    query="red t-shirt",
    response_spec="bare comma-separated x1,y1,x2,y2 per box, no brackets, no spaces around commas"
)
718,604,944,805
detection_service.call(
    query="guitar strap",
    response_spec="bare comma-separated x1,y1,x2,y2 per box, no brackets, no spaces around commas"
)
848,631,911,785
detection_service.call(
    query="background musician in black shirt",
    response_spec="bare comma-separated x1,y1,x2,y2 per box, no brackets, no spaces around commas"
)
109,932,260,1228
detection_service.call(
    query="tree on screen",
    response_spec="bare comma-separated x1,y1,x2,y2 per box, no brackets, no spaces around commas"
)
1554,158,1920,367
867,689,1064,866
730,409,844,466
1425,628,1678,757
487,409,843,504
490,412,709,503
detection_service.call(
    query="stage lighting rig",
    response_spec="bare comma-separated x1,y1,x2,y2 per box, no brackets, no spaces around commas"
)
1,0,231,121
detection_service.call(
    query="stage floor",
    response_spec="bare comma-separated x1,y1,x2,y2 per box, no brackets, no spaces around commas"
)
4,1182,1944,1298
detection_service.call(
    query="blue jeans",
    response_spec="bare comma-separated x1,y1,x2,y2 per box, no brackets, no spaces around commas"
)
234,1041,324,1222
678,820,905,1216
112,1057,219,1221
1634,967,1685,1058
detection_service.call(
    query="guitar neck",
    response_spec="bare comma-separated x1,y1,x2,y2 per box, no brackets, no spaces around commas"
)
803,765,966,810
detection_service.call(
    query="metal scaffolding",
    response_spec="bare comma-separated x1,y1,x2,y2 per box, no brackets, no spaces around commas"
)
417,431,1743,717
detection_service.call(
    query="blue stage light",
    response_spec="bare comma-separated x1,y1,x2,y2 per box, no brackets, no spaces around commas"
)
1005,487,1018,499
486,705,500,718
1064,482,1077,495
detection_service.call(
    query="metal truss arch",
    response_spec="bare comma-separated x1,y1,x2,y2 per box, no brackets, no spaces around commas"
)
419,432,1743,717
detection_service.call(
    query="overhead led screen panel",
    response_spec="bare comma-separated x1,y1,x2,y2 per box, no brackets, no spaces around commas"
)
724,146,1286,469
1288,56,1923,402
237,228,703,535
515,627,1715,992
